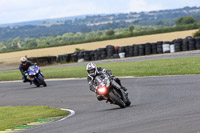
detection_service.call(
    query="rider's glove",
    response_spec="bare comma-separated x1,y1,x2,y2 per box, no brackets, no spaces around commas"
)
89,86,96,92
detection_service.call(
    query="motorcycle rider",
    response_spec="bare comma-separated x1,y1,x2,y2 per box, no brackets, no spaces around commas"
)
86,62,127,101
19,57,33,85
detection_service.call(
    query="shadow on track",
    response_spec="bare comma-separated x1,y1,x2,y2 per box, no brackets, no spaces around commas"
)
18,86,45,90
95,105,136,112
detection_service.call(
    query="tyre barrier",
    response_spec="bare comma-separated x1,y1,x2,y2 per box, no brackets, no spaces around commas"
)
151,43,157,54
145,43,152,55
182,39,188,51
188,38,196,51
106,45,115,58
29,56,57,66
157,41,163,54
113,54,120,58
124,46,129,57
195,37,200,50
128,46,134,57
71,52,78,62
139,44,145,56
133,45,139,56
29,36,200,65
119,46,125,53
94,50,99,60
83,51,91,61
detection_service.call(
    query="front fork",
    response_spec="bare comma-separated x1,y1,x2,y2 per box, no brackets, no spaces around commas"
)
119,89,128,103
35,73,44,83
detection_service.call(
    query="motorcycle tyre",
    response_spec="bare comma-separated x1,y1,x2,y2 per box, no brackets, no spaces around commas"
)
109,90,126,108
125,96,131,107
38,76,47,87
33,80,40,87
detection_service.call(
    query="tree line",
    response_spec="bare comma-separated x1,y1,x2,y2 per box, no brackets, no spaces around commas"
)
0,20,199,52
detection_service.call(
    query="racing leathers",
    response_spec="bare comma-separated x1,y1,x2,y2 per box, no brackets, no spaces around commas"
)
19,61,33,84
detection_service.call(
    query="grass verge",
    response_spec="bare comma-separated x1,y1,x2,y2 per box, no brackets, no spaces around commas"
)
0,106,68,131
0,56,200,81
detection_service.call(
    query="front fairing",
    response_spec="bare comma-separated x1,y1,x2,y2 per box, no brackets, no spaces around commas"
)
95,74,110,88
95,74,111,96
28,65,40,78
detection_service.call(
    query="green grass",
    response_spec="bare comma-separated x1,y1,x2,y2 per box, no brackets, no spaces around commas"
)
1,56,200,81
0,106,68,131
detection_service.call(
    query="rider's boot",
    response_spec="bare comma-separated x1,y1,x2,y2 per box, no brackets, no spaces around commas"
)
121,86,127,91
97,95,105,101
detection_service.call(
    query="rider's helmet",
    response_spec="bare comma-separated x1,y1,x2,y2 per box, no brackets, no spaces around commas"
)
20,57,27,65
86,62,97,77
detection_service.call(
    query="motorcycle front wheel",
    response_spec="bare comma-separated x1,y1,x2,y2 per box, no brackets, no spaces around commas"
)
109,90,126,108
125,95,131,107
38,76,47,87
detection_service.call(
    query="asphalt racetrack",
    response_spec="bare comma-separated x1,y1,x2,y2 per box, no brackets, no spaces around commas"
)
1,75,200,133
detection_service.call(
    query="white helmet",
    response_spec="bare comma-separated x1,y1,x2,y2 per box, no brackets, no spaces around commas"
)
20,57,27,64
86,62,97,77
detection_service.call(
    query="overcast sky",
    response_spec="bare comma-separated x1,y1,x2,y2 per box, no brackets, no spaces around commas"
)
0,0,200,24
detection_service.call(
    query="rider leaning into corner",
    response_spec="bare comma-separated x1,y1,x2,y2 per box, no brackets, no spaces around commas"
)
19,57,33,85
86,62,127,101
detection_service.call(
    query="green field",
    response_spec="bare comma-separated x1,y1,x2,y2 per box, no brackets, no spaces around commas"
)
0,56,200,81
0,106,68,131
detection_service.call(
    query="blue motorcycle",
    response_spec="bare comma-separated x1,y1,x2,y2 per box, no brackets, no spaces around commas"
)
27,64,47,87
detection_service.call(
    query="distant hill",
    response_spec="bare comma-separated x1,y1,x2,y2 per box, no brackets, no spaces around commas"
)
0,6,200,42
0,15,87,27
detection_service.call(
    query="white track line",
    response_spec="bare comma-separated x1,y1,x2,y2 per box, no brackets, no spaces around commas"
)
57,108,75,122
17,108,75,133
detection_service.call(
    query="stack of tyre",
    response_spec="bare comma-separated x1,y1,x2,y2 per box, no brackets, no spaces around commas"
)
36,57,48,66
174,38,183,52
99,48,107,60
83,51,91,61
106,45,115,58
156,41,163,54
133,45,139,56
47,56,57,64
145,43,152,55
187,37,196,51
151,43,157,54
93,49,100,60
139,44,145,56
127,46,134,57
71,52,78,62
196,37,200,49
29,56,57,66
77,52,84,62
57,55,66,62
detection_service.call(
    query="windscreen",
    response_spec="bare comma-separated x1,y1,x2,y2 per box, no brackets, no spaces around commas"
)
94,74,109,86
